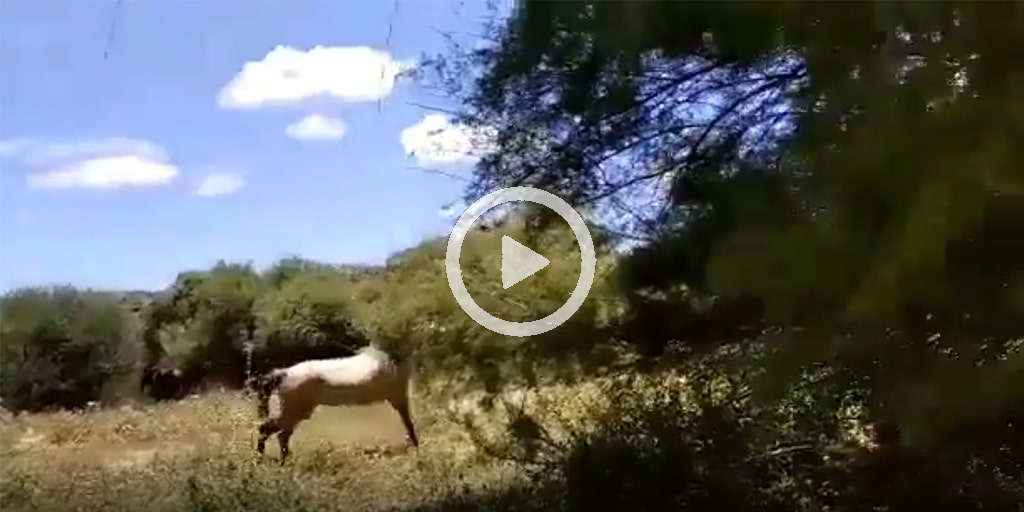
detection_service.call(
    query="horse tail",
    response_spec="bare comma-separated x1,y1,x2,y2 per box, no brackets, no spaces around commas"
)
255,369,285,419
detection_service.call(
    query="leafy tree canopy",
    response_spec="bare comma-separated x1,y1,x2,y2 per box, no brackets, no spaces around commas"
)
426,0,1024,446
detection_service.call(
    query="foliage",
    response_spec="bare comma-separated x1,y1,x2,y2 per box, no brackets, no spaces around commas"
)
253,269,367,369
407,0,1024,509
353,215,624,389
0,287,131,412
414,362,1023,512
426,0,1024,447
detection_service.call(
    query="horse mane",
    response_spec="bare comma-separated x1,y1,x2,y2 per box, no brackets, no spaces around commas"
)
360,342,413,368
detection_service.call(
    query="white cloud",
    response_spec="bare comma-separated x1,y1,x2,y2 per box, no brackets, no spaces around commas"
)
285,114,348,140
27,155,178,190
400,114,495,168
0,137,180,190
195,172,245,198
218,45,415,109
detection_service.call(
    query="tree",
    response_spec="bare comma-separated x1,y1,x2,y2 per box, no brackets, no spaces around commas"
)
428,0,1024,448
0,287,130,411
254,269,366,372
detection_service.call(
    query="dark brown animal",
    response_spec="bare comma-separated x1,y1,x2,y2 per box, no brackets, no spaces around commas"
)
140,362,186,401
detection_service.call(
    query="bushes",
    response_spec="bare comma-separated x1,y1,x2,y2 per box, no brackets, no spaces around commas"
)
0,287,132,412
411,359,1024,512
253,270,367,370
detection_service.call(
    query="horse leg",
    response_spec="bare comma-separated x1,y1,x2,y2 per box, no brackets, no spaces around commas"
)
275,403,313,464
256,418,280,455
387,395,419,448
277,425,295,465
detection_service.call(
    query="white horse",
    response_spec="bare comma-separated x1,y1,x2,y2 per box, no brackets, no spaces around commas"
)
254,345,419,463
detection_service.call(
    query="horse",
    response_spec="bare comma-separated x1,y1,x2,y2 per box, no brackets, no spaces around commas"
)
253,345,419,463
140,362,186,401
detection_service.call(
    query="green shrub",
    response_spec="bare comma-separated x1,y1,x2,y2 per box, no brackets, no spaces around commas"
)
0,287,131,412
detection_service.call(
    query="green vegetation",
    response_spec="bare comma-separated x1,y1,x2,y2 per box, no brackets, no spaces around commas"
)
2,2,1023,511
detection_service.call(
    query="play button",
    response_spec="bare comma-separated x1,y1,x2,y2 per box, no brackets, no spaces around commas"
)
445,186,597,337
501,235,550,289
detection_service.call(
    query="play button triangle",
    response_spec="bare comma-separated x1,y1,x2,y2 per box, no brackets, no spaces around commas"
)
501,235,550,289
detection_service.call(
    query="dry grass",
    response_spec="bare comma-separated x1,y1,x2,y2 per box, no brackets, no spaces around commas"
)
0,372,754,512
0,389,538,512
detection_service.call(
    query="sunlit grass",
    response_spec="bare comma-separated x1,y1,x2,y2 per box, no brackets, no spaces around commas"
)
0,389,534,512
0,371,656,512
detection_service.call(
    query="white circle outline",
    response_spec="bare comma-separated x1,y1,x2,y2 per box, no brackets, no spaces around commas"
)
445,187,597,337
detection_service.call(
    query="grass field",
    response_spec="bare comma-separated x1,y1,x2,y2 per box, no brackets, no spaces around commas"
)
0,388,550,512
0,379,618,512
0,370,911,512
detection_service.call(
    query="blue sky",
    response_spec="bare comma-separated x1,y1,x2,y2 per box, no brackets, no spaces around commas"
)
0,0,504,292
